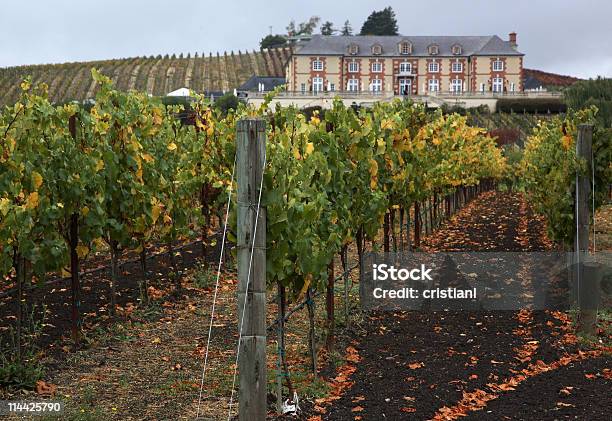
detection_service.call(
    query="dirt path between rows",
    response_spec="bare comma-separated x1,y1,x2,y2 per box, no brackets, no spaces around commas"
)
317,192,610,421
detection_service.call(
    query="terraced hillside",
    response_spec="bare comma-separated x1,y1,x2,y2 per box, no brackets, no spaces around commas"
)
0,48,291,106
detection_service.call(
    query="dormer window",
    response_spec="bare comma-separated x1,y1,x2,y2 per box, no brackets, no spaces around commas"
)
451,44,463,55
348,43,359,55
371,44,382,55
399,41,412,55
428,44,439,55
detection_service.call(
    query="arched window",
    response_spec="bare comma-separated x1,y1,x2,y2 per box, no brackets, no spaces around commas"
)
428,44,439,55
451,44,463,55
348,43,359,55
371,44,382,55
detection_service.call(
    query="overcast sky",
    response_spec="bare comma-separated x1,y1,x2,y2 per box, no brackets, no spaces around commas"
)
0,0,610,78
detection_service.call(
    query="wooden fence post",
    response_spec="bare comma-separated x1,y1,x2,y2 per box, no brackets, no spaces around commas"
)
237,119,267,421
574,124,600,335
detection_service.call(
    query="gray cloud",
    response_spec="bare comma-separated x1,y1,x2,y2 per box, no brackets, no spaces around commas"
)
0,0,610,78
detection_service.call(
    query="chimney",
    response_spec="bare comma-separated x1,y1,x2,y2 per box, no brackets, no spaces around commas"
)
509,32,517,49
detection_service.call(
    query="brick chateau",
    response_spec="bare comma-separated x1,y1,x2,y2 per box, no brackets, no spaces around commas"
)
286,33,524,95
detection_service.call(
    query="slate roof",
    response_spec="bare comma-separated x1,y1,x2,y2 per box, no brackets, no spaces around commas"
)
295,35,523,57
238,75,286,92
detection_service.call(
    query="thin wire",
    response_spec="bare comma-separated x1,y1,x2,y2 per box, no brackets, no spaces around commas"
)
195,156,237,420
591,146,596,253
227,147,267,421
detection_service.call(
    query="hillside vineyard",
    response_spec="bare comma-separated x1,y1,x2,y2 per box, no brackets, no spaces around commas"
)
0,48,291,107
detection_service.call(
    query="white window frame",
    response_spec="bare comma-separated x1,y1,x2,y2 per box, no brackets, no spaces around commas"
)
371,78,382,92
371,61,382,73
348,61,359,73
428,61,439,73
347,78,359,92
330,83,335,92
428,78,439,92
451,78,462,93
493,60,504,71
399,62,412,74
312,77,324,93
492,77,504,93
400,42,411,55
312,60,323,71
399,78,412,95
451,61,463,73
300,83,306,93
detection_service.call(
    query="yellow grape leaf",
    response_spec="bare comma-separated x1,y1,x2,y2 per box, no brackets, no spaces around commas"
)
32,171,43,190
561,135,573,150
167,142,177,151
163,214,172,224
206,126,214,137
297,275,312,302
381,118,394,130
96,159,105,171
152,108,163,126
142,153,155,163
0,198,10,216
26,192,39,209
152,205,161,224
81,206,89,216
432,137,441,146
76,245,89,259
369,159,378,177
293,148,301,160
305,142,314,156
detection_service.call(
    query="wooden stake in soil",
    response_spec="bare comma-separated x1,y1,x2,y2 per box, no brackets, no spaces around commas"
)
236,119,267,421
574,124,599,335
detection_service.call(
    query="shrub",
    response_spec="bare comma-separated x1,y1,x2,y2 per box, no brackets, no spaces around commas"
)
213,93,241,116
497,97,567,114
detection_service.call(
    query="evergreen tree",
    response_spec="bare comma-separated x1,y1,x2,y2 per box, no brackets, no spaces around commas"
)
321,21,335,36
360,7,399,35
341,20,353,36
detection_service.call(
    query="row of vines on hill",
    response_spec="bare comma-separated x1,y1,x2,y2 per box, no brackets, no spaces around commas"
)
1,70,506,387
0,48,291,107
